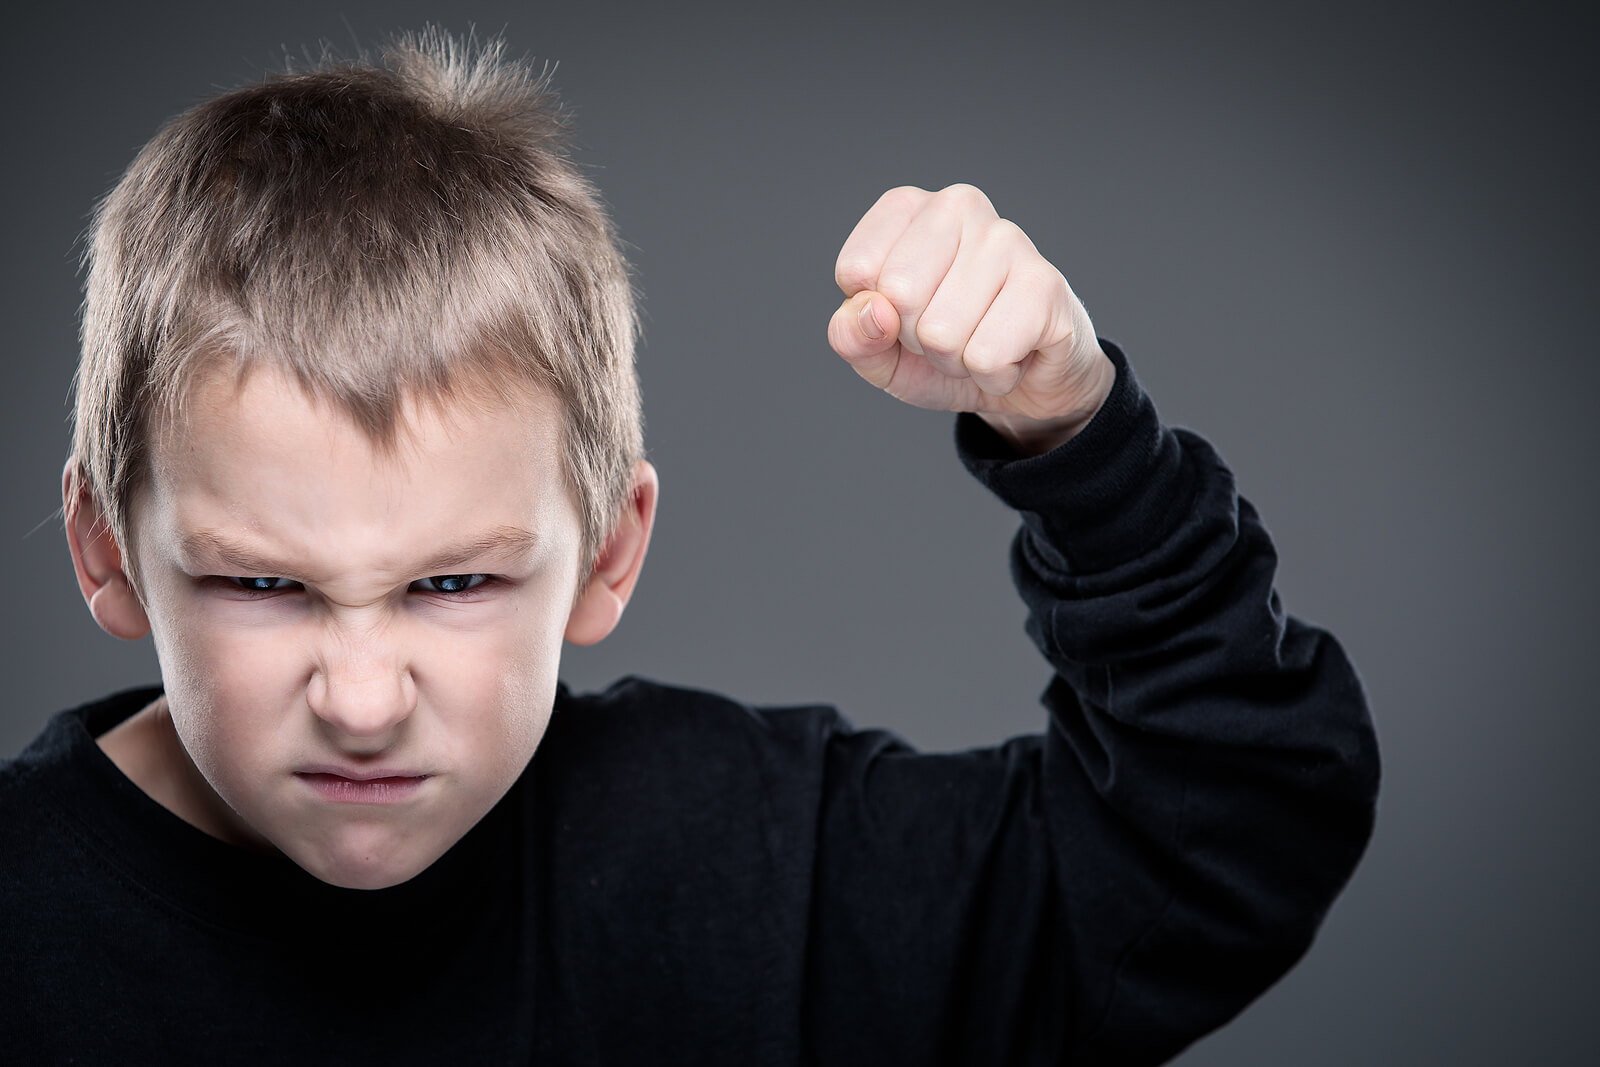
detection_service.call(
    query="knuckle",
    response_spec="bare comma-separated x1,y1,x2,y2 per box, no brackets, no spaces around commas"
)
834,256,875,293
916,318,963,358
939,182,991,210
987,217,1030,247
879,185,928,213
875,271,919,307
963,339,1010,376
988,219,1045,267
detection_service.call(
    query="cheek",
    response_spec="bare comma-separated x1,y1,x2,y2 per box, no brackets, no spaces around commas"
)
144,592,309,767
430,612,563,767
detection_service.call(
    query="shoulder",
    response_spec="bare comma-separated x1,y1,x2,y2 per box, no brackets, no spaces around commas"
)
0,688,160,868
545,675,854,762
2,687,157,781
0,692,151,949
532,675,862,839
1,700,90,814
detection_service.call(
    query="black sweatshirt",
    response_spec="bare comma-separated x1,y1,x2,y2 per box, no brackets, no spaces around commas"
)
0,344,1379,1065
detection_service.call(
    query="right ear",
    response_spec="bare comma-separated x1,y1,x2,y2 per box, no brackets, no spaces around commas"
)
62,460,150,641
564,460,659,647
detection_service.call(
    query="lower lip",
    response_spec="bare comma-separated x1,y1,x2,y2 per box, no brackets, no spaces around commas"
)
297,773,430,804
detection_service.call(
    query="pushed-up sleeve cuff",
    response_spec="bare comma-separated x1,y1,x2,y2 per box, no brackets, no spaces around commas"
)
954,340,1198,576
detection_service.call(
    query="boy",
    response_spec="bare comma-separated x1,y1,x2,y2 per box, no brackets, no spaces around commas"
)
0,29,1378,1065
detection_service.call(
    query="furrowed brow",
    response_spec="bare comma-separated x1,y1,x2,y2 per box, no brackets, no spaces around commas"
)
179,525,539,579
180,531,291,576
415,526,540,575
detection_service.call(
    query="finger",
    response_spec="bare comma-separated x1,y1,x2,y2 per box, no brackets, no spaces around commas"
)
834,186,932,296
875,347,985,412
964,264,1073,402
914,224,1012,386
875,188,997,368
1030,276,1093,374
877,211,964,372
827,290,903,390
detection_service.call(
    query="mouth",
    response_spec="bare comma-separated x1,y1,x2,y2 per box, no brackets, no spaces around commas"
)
295,769,432,804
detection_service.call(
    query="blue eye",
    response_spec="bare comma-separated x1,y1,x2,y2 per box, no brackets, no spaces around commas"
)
230,576,295,592
413,574,489,595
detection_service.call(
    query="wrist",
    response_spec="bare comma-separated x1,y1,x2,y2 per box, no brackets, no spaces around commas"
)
978,345,1117,457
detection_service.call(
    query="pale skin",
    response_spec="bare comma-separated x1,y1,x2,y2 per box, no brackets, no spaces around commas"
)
66,183,1113,889
69,381,657,890
828,184,1115,456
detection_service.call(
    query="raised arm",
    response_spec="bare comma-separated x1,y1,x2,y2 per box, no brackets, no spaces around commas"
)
804,185,1379,1064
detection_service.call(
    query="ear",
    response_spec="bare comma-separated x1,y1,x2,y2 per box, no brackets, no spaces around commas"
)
62,460,151,641
564,460,659,647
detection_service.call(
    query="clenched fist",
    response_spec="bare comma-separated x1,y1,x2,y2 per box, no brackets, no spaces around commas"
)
828,184,1115,455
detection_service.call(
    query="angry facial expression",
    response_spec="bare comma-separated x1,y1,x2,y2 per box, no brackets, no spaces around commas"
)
124,366,590,889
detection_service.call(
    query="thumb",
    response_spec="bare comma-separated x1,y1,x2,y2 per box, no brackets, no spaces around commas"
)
827,291,902,390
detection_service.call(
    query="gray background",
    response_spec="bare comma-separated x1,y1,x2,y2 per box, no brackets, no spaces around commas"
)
3,1,1594,1062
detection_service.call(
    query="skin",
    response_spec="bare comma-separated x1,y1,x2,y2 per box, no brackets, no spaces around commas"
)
67,372,657,890
828,184,1115,456
66,183,1111,891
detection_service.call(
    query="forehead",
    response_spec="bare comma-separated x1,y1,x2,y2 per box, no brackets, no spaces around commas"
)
161,361,563,465
140,364,579,568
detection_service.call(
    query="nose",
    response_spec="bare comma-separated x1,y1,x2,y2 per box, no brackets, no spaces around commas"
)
306,634,416,747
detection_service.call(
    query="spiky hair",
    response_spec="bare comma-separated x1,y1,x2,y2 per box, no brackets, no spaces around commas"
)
74,28,641,584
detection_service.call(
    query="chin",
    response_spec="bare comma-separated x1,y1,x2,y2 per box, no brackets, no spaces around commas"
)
314,861,422,891
290,832,445,891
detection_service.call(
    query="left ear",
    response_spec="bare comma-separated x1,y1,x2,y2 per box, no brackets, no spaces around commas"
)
564,460,659,646
62,459,151,641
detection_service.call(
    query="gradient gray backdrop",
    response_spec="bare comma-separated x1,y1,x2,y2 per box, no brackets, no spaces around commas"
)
4,1,1594,1063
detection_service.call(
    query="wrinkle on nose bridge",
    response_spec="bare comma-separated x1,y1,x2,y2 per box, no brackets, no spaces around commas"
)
306,610,416,738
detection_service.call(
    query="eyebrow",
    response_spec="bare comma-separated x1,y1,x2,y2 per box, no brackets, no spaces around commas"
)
416,526,541,574
179,525,540,578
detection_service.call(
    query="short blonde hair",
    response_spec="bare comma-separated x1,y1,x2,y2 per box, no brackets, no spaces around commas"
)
73,29,641,583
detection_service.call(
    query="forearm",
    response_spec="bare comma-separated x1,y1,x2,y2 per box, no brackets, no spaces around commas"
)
820,185,1377,1062
960,341,1380,1062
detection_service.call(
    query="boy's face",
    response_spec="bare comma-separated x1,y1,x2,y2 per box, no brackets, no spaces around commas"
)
84,366,649,890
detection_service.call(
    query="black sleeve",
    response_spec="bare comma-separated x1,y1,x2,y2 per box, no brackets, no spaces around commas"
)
800,341,1380,1066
